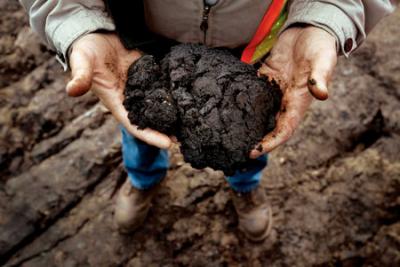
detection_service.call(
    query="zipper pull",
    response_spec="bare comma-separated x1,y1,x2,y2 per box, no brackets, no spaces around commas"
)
200,5,211,33
200,0,218,44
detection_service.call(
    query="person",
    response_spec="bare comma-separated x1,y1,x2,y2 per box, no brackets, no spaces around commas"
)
20,0,394,242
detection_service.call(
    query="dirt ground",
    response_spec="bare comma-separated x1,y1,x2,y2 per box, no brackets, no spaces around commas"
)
0,2,399,267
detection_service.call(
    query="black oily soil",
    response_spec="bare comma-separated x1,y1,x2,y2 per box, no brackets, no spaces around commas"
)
123,44,282,176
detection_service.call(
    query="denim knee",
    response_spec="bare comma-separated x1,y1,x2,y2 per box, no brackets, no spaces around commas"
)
121,126,169,190
226,155,268,193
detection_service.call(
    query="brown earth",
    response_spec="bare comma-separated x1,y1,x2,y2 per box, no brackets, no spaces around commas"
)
0,2,399,267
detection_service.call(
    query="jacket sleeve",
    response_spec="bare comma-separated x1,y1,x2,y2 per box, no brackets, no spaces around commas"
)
19,0,115,69
282,0,395,57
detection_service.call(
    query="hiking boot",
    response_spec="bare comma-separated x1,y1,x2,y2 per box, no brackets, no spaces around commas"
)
231,186,273,242
115,178,159,234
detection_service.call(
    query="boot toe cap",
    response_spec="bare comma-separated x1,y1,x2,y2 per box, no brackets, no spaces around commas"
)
239,207,272,242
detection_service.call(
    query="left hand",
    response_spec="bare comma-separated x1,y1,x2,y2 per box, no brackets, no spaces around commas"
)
250,26,338,158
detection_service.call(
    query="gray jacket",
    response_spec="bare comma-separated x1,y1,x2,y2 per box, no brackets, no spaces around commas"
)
20,0,394,69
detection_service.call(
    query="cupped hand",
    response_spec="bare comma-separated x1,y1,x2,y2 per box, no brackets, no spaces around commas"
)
66,33,172,149
250,26,338,158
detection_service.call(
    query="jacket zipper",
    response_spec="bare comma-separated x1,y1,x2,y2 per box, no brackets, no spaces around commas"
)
200,4,211,44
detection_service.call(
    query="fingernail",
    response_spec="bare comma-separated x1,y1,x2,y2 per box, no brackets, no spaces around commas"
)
256,144,263,152
308,79,329,101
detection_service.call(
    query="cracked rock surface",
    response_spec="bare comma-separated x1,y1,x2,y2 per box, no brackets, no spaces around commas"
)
123,44,282,175
0,3,399,267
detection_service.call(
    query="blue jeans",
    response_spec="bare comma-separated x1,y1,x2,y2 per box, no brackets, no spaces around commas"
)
121,127,267,193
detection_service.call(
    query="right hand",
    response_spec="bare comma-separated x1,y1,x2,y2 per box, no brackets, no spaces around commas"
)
66,33,172,149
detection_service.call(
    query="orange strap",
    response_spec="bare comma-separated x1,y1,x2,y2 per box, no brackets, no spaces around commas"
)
241,0,287,64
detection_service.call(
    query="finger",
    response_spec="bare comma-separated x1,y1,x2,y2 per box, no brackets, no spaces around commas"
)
95,88,172,149
307,77,328,100
116,106,172,149
307,52,337,101
258,62,280,80
249,115,296,158
258,59,288,88
250,88,312,158
66,50,94,97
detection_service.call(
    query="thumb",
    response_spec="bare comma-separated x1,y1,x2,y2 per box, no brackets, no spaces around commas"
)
307,76,328,101
66,49,94,97
307,52,337,101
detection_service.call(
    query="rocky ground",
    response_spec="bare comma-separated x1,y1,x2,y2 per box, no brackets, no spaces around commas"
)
0,1,399,266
